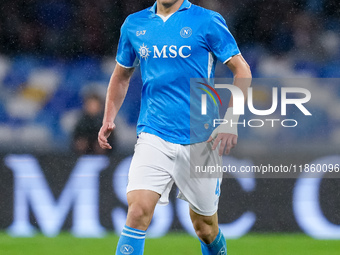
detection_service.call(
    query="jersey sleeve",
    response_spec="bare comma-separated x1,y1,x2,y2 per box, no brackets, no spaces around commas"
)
116,18,140,68
205,13,240,64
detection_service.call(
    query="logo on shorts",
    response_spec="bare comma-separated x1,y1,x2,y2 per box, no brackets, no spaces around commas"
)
180,27,192,38
120,244,134,254
139,43,151,59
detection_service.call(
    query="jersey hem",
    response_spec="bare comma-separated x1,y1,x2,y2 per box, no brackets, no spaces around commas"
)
137,127,207,145
116,59,136,69
223,53,242,64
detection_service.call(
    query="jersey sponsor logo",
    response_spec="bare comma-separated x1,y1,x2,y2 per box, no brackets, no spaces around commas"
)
138,44,192,60
120,244,134,254
153,45,191,59
180,27,192,38
138,43,151,59
136,30,146,36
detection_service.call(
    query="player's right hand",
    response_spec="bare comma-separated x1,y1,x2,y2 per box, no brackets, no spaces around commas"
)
98,122,115,149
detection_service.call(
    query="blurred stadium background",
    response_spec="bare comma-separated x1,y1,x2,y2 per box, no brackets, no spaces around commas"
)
0,0,340,254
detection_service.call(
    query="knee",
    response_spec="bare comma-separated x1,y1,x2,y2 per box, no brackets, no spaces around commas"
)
126,202,154,230
190,211,219,244
194,222,215,243
125,190,160,230
128,202,153,219
192,218,217,244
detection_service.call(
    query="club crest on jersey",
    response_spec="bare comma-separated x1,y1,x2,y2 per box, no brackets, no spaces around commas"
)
180,27,192,38
139,43,151,59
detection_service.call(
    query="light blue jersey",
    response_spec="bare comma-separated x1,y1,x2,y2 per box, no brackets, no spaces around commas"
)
116,0,240,144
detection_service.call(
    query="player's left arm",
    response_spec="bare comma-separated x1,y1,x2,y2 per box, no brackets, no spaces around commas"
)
207,54,252,155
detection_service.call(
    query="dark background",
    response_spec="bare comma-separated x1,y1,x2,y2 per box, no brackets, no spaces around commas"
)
1,152,339,234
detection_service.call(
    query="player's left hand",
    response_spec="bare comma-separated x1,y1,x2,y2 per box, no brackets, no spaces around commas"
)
207,133,238,156
98,122,115,149
207,107,239,155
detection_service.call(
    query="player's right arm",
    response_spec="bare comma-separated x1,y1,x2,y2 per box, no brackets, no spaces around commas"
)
98,64,134,149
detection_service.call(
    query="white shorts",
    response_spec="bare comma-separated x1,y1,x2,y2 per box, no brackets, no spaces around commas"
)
126,132,222,216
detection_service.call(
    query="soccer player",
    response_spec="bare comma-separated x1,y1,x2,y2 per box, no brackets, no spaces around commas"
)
98,0,252,254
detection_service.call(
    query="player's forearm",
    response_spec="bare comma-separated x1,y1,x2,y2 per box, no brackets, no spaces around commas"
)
102,74,130,124
216,58,251,137
228,71,252,108
102,64,135,124
227,55,252,108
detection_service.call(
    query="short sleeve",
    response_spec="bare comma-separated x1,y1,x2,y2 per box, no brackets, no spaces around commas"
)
116,18,139,68
205,13,240,64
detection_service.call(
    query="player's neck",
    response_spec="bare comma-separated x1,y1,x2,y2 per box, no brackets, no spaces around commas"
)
156,0,184,16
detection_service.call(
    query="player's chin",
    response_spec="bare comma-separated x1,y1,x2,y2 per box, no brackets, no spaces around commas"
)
159,0,180,7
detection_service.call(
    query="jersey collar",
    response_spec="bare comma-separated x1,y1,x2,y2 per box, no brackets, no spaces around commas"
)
149,0,192,14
